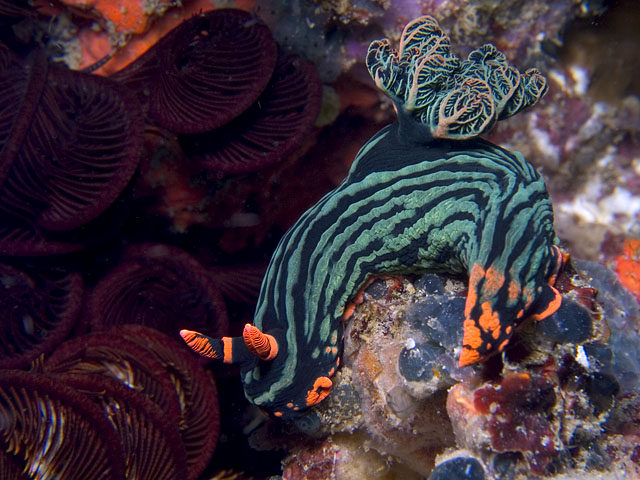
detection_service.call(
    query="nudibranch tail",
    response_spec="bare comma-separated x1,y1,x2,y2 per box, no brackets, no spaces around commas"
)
459,245,565,368
366,15,548,141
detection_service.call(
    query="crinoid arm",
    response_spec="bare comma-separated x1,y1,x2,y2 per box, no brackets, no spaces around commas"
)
366,15,548,141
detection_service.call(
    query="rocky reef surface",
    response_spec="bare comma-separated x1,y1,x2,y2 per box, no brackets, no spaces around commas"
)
251,259,640,479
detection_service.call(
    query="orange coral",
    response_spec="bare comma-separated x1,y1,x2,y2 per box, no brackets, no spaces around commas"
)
36,0,255,74
616,238,640,302
62,0,174,35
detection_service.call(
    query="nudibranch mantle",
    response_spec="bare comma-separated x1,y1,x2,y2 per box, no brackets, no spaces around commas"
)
181,15,562,419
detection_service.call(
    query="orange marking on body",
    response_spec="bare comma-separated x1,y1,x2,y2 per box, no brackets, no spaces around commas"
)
342,303,356,320
274,411,283,417
508,280,520,301
342,276,378,320
331,347,338,355
516,309,524,319
179,329,197,346
462,318,483,349
547,245,568,285
305,376,333,407
498,339,509,351
483,266,505,296
179,329,219,359
286,402,294,408
525,289,534,307
328,368,335,376
465,264,484,317
459,347,481,367
529,286,562,321
325,346,332,354
243,324,279,361
505,325,512,335
478,301,501,339
222,337,233,364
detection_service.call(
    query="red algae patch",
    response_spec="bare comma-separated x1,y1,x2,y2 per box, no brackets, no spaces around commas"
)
616,238,640,302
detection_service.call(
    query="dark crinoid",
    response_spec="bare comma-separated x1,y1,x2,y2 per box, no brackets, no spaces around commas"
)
84,243,229,341
112,8,278,133
0,43,143,255
42,331,183,427
0,370,126,480
0,448,27,480
151,8,278,134
57,374,189,480
183,51,322,174
0,263,83,370
40,327,221,479
111,8,321,174
116,325,220,480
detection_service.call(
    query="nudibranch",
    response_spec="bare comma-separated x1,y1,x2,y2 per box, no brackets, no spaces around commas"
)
181,16,563,419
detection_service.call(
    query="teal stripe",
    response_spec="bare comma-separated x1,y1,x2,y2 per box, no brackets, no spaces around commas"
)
246,121,557,409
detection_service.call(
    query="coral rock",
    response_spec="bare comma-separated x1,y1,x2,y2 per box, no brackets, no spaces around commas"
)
282,433,422,480
447,373,560,475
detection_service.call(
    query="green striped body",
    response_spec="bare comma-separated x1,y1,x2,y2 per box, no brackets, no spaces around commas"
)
188,14,565,420
243,121,560,417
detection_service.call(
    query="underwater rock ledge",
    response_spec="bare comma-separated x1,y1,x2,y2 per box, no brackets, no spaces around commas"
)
261,257,640,479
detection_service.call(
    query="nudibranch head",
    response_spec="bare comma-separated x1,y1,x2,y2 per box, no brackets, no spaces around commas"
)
180,324,337,419
366,15,548,141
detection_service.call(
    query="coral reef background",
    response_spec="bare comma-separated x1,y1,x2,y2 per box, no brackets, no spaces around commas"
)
0,0,639,479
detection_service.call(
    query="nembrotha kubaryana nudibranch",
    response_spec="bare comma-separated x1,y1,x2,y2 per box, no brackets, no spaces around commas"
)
181,15,563,419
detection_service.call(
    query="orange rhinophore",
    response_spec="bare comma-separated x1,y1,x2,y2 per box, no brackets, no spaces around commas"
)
243,324,279,361
179,330,219,360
